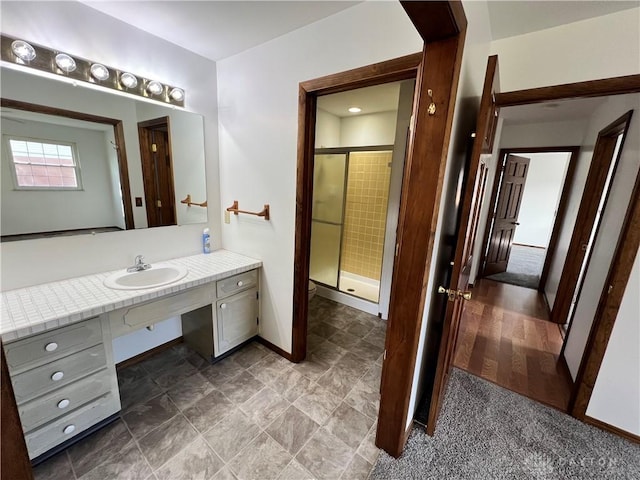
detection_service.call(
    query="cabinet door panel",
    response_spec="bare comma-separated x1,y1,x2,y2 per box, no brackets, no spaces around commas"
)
216,288,258,355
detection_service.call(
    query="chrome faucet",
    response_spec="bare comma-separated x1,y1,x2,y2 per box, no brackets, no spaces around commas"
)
127,255,151,272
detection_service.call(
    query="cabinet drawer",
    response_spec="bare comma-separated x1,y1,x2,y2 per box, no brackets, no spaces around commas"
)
12,344,107,404
4,317,102,373
19,368,112,432
25,392,120,460
217,270,258,298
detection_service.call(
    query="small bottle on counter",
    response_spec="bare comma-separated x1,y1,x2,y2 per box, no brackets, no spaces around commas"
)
203,228,211,254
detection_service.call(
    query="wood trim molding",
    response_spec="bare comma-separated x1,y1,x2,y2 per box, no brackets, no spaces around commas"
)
495,74,640,107
378,33,466,455
401,0,467,43
1,98,135,230
570,116,639,417
551,112,633,325
115,337,184,370
584,416,640,445
292,53,422,365
1,343,34,479
257,336,293,362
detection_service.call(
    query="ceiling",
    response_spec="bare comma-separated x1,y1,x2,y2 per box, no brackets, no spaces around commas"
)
487,1,639,40
500,97,607,125
81,1,361,61
317,82,402,118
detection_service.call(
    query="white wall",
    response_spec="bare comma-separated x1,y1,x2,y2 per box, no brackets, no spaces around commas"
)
563,93,640,380
490,8,640,91
216,1,423,352
0,1,220,360
315,109,398,148
512,152,571,247
1,119,121,235
315,109,341,148
586,248,640,436
340,111,397,147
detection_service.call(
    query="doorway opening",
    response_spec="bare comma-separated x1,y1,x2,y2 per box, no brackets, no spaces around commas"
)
138,116,176,228
309,79,414,314
453,94,636,417
479,147,579,292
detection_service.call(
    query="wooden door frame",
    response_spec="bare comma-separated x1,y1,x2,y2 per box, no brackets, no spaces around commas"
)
137,116,177,228
551,112,633,326
569,135,640,443
292,1,467,458
477,146,580,294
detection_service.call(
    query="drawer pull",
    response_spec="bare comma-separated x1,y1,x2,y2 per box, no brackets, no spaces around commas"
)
51,371,64,382
45,342,58,352
63,425,76,435
237,281,244,287
220,303,227,310
57,399,70,409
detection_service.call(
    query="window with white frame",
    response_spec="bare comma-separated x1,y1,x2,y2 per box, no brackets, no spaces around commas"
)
6,136,82,190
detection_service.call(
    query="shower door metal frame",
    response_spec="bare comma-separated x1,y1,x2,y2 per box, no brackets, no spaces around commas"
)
311,146,394,302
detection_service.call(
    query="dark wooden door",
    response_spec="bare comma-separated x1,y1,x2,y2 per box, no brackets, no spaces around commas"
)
425,55,500,435
483,154,530,276
138,117,177,227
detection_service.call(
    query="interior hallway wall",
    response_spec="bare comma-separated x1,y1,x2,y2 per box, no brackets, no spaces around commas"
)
512,152,571,248
216,1,423,352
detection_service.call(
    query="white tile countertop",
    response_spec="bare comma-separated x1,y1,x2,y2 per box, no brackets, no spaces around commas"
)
0,250,262,341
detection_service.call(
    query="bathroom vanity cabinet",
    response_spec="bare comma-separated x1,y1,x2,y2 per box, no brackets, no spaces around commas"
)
0,251,262,462
3,317,120,459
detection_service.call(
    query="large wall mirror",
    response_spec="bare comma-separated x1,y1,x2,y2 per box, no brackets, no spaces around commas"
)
0,67,207,241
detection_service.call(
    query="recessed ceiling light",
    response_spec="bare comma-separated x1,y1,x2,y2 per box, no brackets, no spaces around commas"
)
146,80,163,96
119,72,138,89
348,107,362,113
55,53,76,73
11,40,36,62
169,87,184,102
90,63,110,81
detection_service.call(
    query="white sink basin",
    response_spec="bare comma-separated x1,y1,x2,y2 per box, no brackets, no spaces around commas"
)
103,264,188,290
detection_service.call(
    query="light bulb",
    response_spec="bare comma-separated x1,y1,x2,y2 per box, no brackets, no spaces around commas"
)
120,72,138,89
11,40,36,62
55,53,76,73
169,88,184,102
90,63,110,81
146,80,163,96
348,107,362,113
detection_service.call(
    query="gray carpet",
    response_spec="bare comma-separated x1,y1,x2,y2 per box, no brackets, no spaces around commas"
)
487,245,546,289
371,369,640,479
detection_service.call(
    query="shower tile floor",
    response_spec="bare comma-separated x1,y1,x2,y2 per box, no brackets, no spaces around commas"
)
33,296,385,480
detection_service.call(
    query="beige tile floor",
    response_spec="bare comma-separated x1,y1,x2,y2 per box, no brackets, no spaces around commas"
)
33,296,385,480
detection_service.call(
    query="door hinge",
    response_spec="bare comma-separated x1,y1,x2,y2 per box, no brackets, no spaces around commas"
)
607,285,613,294
151,143,157,152
395,243,400,257
156,200,162,208
383,349,387,361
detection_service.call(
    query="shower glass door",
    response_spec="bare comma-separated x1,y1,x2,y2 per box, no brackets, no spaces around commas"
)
309,154,347,288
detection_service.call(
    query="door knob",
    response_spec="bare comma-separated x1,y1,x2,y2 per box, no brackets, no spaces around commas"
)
438,286,472,301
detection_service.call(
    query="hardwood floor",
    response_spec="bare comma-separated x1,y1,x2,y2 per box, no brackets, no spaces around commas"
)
454,279,573,411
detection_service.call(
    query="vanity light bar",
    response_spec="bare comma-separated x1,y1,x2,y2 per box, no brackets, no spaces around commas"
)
0,34,185,107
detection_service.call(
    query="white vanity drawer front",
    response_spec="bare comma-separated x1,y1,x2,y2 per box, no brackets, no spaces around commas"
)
217,269,258,298
12,344,107,404
18,368,112,432
4,317,102,373
25,392,120,460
